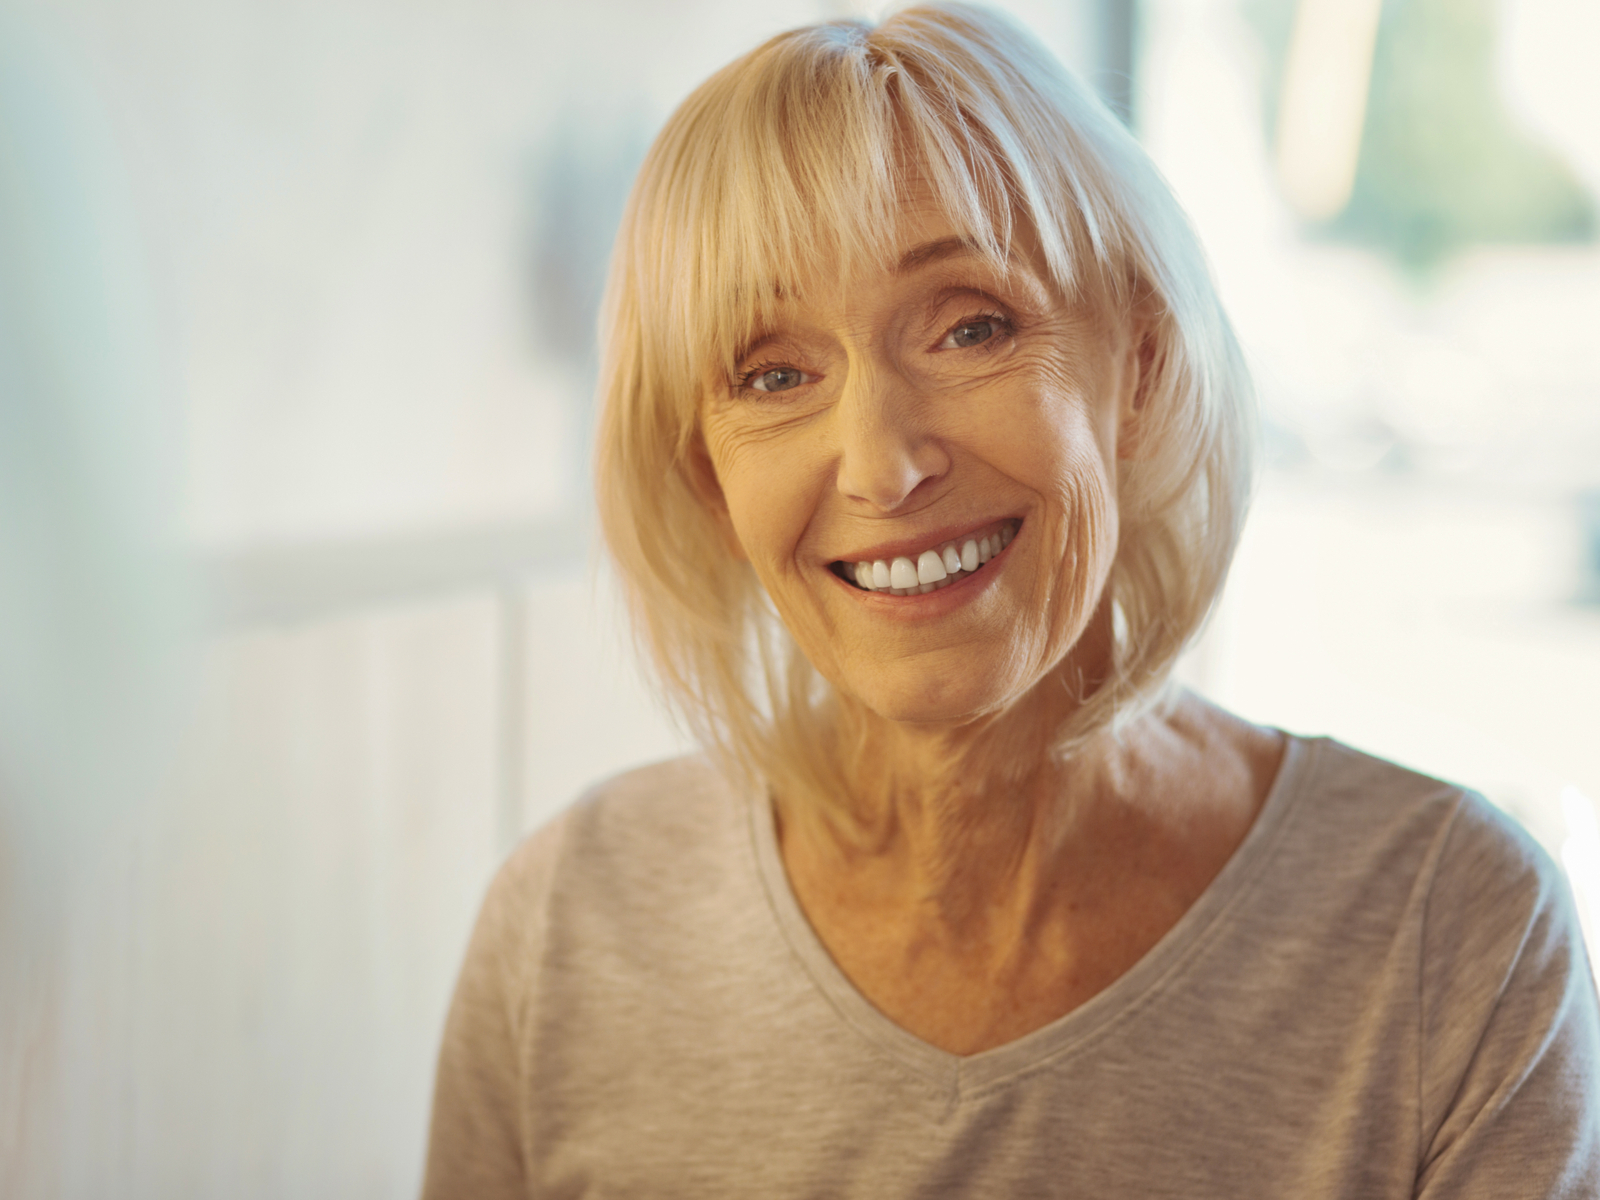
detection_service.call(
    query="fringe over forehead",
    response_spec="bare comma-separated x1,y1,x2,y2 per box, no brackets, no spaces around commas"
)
611,3,1156,453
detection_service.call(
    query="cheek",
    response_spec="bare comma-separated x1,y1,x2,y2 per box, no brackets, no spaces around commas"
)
705,421,824,571
1057,444,1120,586
1040,403,1119,558
1029,439,1118,617
983,363,1119,518
980,375,1121,641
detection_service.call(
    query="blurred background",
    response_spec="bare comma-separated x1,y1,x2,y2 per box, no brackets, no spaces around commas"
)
1,0,1595,1194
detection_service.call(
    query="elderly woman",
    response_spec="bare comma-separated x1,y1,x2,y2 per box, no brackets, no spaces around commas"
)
422,5,1600,1196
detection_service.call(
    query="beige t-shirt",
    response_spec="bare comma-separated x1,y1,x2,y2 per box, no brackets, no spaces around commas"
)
422,737,1600,1198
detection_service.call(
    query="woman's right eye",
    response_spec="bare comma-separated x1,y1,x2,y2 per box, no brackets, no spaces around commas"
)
748,366,807,393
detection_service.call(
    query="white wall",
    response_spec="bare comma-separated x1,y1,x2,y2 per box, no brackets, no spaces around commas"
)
1,3,1113,1195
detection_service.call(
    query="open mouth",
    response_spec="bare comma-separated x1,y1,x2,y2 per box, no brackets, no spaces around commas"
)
830,519,1020,596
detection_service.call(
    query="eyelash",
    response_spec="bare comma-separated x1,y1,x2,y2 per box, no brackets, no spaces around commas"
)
937,308,1016,351
732,305,1017,392
735,359,800,391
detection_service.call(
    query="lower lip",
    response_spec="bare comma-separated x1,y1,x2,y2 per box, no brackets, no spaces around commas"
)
833,537,1014,615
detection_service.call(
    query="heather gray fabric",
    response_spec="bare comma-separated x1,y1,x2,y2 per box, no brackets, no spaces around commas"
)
422,737,1600,1198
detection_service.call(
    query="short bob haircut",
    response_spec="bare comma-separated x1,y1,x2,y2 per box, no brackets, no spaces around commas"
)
596,2,1254,808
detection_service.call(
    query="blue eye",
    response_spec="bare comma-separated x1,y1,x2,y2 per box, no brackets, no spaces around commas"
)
750,366,806,393
942,319,999,349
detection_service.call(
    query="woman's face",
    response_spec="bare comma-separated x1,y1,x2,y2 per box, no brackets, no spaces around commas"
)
698,190,1143,728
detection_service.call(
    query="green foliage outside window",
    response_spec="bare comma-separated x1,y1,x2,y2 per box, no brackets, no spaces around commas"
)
1246,0,1594,273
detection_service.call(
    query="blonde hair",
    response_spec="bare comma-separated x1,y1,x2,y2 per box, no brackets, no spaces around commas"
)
596,2,1255,805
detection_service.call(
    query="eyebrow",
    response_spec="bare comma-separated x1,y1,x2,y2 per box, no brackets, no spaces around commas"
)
895,236,984,273
730,237,1015,366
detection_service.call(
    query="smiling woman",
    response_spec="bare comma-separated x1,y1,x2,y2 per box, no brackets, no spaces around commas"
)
597,11,1252,801
422,5,1600,1197
699,204,1133,734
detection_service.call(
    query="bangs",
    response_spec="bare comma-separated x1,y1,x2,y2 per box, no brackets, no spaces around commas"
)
617,13,1118,445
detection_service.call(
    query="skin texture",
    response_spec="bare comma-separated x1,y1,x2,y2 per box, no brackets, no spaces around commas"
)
698,187,1284,1056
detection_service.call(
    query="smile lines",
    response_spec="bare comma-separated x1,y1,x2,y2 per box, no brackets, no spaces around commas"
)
834,520,1019,596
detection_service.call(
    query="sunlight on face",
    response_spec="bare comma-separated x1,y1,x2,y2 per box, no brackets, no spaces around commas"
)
698,190,1143,729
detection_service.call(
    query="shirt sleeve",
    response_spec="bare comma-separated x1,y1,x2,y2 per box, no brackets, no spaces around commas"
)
421,819,566,1200
1415,795,1600,1198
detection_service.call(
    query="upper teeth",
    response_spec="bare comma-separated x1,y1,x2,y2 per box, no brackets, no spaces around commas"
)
848,521,1017,595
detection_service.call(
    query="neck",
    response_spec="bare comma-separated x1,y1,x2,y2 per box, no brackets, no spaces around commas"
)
781,661,1122,934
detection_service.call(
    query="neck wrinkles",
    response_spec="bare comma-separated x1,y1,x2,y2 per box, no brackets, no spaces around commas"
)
780,619,1120,933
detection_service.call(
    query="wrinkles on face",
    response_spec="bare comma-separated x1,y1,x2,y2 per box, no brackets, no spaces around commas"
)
995,352,1121,693
695,200,1139,742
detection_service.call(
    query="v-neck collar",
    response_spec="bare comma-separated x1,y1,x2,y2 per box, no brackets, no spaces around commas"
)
747,734,1318,1104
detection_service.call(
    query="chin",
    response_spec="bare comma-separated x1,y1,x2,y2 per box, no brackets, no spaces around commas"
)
839,668,1019,729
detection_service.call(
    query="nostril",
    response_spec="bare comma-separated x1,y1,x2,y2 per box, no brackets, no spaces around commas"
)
834,414,953,512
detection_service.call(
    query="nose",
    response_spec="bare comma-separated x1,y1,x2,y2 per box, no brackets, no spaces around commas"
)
832,364,950,512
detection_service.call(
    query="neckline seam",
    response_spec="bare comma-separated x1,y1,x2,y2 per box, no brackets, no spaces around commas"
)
744,783,962,1095
954,738,1322,1096
745,734,1321,1098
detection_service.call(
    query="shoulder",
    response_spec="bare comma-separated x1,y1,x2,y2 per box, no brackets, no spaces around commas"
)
561,753,745,859
1302,738,1576,915
1264,739,1600,1150
1257,732,1585,965
1275,737,1524,881
482,755,751,960
1245,737,1582,988
495,752,742,891
1335,754,1600,1187
1289,736,1471,820
1407,755,1592,1054
424,757,748,1197
451,750,755,984
1293,737,1585,939
1298,737,1580,1001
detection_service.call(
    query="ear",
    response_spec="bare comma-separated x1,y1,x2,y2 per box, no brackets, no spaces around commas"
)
1116,305,1161,462
686,430,748,562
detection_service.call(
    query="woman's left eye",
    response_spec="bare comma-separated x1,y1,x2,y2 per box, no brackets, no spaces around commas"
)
939,317,1004,350
746,366,810,393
